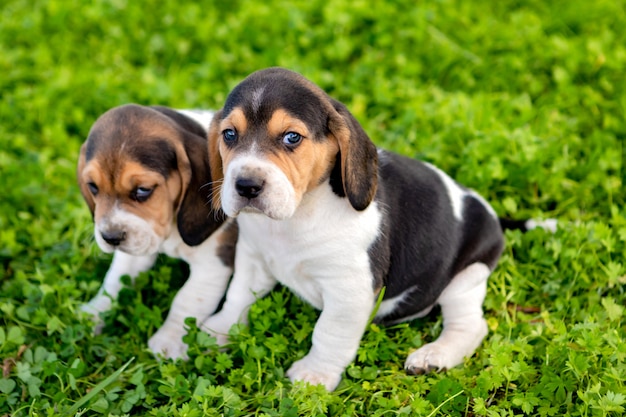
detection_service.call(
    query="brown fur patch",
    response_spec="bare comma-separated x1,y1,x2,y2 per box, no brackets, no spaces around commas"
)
265,108,334,195
81,158,182,240
265,109,309,139
212,107,250,208
77,143,95,215
215,219,239,268
216,108,249,174
220,107,248,135
208,110,225,212
264,128,339,203
208,108,248,210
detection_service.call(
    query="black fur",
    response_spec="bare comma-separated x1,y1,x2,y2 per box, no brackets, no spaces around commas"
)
329,151,346,198
215,220,238,268
223,68,330,143
368,151,504,324
498,218,530,232
150,105,226,246
128,139,178,178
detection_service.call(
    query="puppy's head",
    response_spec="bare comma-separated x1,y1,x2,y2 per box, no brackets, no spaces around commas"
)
208,68,378,220
78,104,221,255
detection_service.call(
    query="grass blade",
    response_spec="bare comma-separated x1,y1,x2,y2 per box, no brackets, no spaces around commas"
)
63,357,135,415
368,286,386,325
426,390,464,417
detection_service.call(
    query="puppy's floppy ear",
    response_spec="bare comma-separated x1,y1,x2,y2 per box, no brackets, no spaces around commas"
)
207,110,224,213
148,107,227,246
328,99,378,211
77,142,95,217
173,127,226,246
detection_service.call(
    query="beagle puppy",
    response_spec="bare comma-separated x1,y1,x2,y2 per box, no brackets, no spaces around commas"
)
204,68,546,391
77,104,237,359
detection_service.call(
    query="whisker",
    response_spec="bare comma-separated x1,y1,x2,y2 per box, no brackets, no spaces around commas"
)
199,178,224,191
201,180,224,222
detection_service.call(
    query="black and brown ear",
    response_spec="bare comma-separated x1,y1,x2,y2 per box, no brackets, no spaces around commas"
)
77,142,95,217
172,122,226,246
328,99,378,211
207,110,224,213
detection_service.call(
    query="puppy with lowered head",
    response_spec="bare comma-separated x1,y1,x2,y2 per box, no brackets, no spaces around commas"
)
78,104,236,359
203,68,537,391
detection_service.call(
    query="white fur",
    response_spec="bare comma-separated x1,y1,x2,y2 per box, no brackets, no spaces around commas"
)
404,262,490,372
376,287,434,323
377,286,419,319
423,162,466,221
468,190,498,218
221,154,298,220
525,218,558,232
423,162,498,221
250,88,266,115
203,184,382,390
176,109,215,131
95,204,162,255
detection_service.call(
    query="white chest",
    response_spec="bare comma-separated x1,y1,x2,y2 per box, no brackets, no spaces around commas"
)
238,187,382,309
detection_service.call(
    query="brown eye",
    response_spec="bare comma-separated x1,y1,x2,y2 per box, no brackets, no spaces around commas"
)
87,182,98,195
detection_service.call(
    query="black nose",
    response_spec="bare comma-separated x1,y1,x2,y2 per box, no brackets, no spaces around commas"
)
235,178,263,199
101,230,126,246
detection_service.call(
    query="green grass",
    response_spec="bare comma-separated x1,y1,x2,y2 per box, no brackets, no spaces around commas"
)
1,0,625,415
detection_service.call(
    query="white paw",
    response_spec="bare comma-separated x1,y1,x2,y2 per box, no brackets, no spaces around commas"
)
286,355,342,392
404,342,461,375
148,324,189,360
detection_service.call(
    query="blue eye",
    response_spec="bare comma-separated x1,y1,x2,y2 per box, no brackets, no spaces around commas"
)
282,132,302,146
87,182,99,195
133,187,154,202
223,129,238,143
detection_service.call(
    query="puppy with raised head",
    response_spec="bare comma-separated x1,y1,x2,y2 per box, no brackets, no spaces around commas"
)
203,68,532,391
78,104,237,359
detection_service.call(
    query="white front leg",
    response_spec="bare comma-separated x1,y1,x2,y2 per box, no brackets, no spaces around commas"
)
201,239,276,345
287,278,375,391
149,232,234,359
81,251,157,333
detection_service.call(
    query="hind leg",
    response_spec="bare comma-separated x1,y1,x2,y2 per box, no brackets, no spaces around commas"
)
405,262,490,374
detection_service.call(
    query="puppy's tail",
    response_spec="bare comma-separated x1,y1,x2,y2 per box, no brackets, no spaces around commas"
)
499,218,558,233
